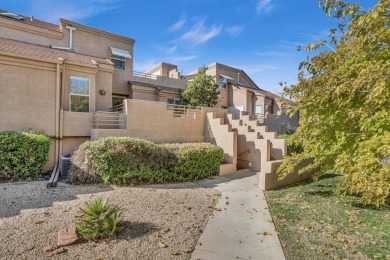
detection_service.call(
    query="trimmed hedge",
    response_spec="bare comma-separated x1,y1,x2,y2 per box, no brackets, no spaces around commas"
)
70,137,178,185
0,131,50,181
69,138,224,185
163,143,224,181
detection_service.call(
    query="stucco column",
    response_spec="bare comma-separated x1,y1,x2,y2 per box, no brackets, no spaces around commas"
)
156,87,161,101
127,81,133,99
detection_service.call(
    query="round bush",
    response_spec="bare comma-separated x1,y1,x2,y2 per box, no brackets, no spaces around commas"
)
70,138,224,185
0,131,50,181
69,137,178,185
163,143,224,181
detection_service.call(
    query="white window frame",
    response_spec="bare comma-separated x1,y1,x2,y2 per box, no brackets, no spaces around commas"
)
69,76,90,112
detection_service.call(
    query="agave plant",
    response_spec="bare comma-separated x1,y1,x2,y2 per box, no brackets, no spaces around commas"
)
76,197,123,240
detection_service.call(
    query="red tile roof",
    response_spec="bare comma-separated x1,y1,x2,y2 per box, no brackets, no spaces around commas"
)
0,38,113,66
0,10,60,32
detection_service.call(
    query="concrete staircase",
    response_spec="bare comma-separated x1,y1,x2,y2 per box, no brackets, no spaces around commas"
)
225,113,286,170
207,111,289,190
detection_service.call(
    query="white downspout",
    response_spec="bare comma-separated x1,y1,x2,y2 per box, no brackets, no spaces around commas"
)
51,26,76,50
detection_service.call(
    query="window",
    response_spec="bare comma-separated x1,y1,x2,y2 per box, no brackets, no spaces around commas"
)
219,74,234,89
70,77,89,112
167,98,182,105
110,47,132,70
219,76,227,88
111,54,126,70
254,105,263,114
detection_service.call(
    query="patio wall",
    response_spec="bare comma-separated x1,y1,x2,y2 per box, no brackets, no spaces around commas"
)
91,99,237,165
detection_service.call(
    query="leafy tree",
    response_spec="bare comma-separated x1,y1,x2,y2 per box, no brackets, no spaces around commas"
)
278,0,390,206
181,66,219,107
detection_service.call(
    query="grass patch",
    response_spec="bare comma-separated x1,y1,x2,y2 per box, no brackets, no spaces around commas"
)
266,174,390,260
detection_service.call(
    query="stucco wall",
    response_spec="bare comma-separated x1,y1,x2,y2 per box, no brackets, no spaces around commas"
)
95,69,113,111
62,112,93,137
228,85,249,111
132,85,158,101
0,56,57,135
65,21,134,97
126,99,206,142
205,112,237,165
130,75,186,89
0,16,134,100
62,137,90,155
0,17,64,47
92,99,229,145
0,54,112,169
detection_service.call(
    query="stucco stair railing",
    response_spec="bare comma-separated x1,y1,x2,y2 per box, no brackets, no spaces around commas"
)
205,112,237,176
93,111,126,129
225,112,286,169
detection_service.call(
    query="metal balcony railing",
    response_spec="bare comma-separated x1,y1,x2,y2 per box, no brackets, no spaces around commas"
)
110,102,124,112
249,112,266,123
93,111,126,129
166,104,201,119
133,71,158,80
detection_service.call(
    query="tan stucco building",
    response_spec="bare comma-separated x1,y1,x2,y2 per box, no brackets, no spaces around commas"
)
186,63,299,133
0,10,300,182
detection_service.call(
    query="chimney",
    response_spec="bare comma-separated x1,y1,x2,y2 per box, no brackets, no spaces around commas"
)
30,16,34,21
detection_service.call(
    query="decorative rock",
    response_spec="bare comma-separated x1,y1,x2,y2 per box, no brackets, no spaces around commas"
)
158,242,168,248
57,226,79,247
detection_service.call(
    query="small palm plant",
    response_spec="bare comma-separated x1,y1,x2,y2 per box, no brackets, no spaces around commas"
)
76,197,123,240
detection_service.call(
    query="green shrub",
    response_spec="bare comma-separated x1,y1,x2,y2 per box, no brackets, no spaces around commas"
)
76,197,123,241
278,133,303,155
164,143,224,181
0,131,50,181
70,138,224,185
69,137,178,185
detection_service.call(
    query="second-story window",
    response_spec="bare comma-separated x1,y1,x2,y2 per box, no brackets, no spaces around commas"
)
167,98,182,105
111,54,126,70
110,47,132,70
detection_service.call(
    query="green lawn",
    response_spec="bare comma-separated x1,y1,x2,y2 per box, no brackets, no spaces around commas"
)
265,174,390,260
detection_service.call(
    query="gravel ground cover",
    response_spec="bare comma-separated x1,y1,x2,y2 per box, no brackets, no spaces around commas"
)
0,181,218,259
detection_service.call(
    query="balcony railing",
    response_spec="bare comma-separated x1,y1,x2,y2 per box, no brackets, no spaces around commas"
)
133,71,158,80
110,102,124,112
93,111,126,129
166,104,201,119
249,112,266,123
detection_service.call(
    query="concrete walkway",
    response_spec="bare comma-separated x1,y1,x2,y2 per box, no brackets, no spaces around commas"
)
191,170,286,260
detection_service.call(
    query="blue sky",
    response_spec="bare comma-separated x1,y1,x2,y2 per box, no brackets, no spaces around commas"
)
1,0,377,93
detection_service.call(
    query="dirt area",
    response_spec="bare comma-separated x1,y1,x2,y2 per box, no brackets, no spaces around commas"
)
0,181,218,259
